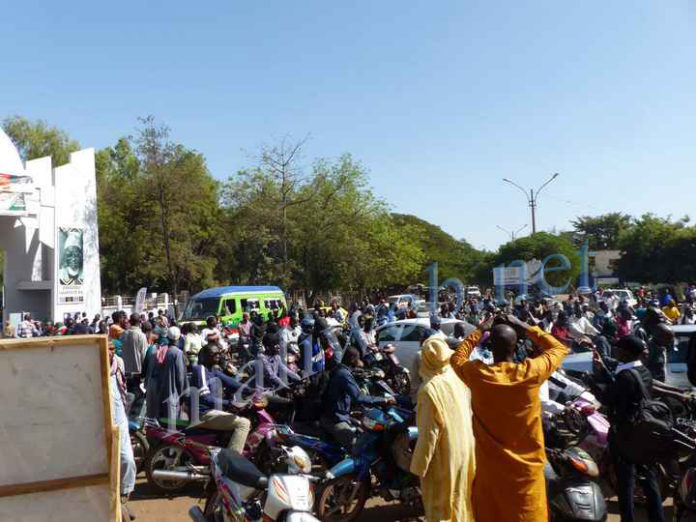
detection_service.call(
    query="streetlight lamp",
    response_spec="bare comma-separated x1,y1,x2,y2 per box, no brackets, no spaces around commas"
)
496,223,528,241
502,173,559,234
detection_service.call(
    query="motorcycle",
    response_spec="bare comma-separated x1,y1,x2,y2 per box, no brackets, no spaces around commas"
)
316,406,421,522
546,446,607,521
129,417,149,474
548,368,601,409
145,395,279,494
188,445,320,522
364,343,411,396
546,390,682,506
264,423,347,475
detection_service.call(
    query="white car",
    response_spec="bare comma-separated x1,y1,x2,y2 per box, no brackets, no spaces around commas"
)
605,288,637,308
562,324,696,389
375,317,475,387
466,286,482,299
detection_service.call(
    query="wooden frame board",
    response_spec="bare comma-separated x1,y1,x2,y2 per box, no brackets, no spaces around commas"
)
0,335,118,521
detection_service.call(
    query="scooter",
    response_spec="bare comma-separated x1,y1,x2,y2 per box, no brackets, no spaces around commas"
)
188,445,321,522
546,446,607,521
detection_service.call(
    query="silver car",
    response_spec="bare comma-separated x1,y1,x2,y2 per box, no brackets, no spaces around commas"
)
562,324,696,389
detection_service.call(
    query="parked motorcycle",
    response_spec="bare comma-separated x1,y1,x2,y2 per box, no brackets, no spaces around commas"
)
316,406,420,522
129,417,149,474
546,446,607,521
188,445,320,522
264,423,347,475
145,395,278,494
364,343,411,396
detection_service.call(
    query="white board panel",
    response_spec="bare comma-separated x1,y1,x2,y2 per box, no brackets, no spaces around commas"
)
0,484,111,522
0,341,108,486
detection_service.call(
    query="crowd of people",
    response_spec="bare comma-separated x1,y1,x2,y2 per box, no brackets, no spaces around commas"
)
5,283,696,522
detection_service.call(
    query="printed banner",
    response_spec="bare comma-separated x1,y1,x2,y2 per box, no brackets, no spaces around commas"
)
58,227,85,305
0,173,32,214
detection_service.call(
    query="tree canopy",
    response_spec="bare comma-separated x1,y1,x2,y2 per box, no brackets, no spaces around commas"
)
2,115,80,166
96,118,221,301
4,113,696,302
615,214,695,283
570,212,632,250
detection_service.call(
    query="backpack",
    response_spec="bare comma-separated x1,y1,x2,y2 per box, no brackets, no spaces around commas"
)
614,368,677,464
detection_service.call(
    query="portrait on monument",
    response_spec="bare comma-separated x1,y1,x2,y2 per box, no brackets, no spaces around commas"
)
58,227,84,286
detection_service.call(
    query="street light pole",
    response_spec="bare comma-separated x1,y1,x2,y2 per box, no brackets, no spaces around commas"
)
497,224,529,241
502,173,559,234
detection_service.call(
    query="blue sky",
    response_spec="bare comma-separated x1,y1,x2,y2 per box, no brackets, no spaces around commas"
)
3,1,695,250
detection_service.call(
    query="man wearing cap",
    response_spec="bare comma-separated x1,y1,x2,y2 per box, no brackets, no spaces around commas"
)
596,336,665,522
594,334,694,522
188,344,250,453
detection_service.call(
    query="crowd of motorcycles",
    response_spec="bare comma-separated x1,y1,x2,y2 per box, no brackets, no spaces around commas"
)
126,326,696,522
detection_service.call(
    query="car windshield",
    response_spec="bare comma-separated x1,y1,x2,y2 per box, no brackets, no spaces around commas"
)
182,297,220,321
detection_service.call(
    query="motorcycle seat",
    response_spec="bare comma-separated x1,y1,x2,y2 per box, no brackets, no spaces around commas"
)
217,449,268,489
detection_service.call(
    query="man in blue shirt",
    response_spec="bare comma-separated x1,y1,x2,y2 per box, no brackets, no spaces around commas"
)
319,347,393,450
189,344,251,453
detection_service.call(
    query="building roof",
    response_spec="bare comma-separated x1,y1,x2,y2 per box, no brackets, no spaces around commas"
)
0,129,25,176
192,285,284,299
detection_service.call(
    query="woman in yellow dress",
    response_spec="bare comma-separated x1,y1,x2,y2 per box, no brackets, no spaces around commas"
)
450,314,567,522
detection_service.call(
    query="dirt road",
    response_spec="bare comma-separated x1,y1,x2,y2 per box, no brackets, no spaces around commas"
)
128,479,670,521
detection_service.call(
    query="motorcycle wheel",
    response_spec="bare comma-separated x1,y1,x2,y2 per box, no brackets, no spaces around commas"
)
145,443,195,494
130,430,149,475
392,370,411,396
316,474,369,522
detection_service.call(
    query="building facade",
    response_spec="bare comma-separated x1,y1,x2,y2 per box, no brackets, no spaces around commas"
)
0,128,101,324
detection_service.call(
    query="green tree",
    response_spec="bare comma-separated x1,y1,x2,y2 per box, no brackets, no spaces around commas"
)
2,115,80,165
219,152,425,298
391,214,486,285
616,214,692,283
96,119,222,302
291,156,423,296
95,139,151,293
571,213,632,250
135,117,221,311
494,232,581,288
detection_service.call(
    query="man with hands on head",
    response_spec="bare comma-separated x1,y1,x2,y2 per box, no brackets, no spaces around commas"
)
450,312,568,522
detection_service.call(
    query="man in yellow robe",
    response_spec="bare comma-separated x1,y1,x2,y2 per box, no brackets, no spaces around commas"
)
450,314,568,522
410,336,475,522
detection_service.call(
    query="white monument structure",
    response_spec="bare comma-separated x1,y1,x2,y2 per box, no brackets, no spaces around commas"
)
0,128,101,324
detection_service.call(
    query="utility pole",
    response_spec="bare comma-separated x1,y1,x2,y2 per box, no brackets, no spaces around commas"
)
502,173,559,234
496,224,528,241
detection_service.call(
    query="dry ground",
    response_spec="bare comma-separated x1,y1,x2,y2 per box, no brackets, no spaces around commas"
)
128,477,673,521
